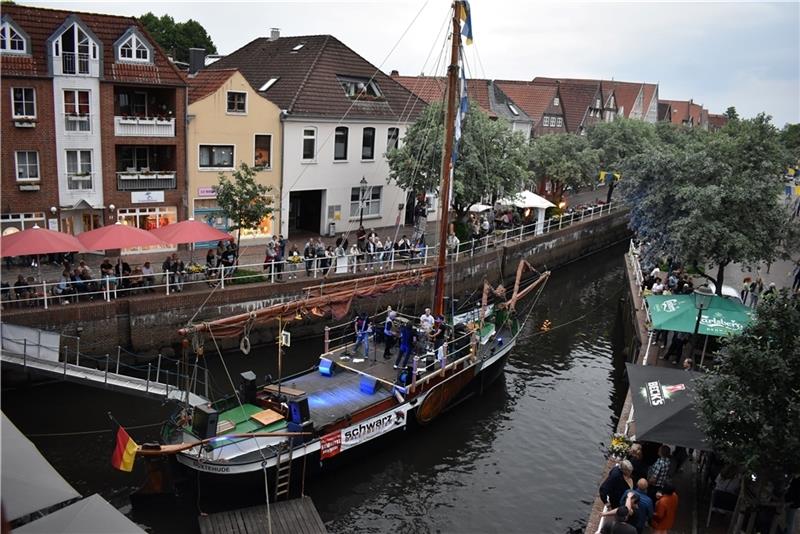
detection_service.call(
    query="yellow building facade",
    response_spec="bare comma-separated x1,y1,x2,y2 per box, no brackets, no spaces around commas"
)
187,69,282,242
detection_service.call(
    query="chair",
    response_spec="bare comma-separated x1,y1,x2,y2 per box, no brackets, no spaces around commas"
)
706,488,738,527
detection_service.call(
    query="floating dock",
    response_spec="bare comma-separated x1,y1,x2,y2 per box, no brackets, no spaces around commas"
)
199,496,327,534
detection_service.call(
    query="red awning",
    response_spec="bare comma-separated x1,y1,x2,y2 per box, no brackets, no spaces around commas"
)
149,219,233,245
77,223,165,251
0,226,86,257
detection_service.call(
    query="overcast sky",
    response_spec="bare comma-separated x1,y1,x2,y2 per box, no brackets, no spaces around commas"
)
28,0,800,126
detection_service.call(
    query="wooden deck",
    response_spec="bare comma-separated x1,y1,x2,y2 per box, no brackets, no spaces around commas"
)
199,496,327,534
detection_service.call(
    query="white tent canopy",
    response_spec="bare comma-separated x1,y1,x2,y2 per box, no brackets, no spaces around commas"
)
2,414,80,522
468,203,493,213
14,494,145,534
499,190,555,209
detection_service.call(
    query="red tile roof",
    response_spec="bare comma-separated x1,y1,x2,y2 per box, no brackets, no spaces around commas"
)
609,82,642,118
1,4,186,86
187,68,238,104
390,74,495,117
662,99,706,126
640,83,658,117
209,35,425,121
532,80,601,133
493,80,556,123
533,77,659,121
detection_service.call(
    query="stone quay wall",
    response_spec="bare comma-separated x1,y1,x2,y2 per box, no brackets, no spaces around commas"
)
3,210,632,357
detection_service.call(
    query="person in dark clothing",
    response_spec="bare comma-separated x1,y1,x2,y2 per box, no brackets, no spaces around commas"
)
115,261,132,289
600,505,637,534
394,321,416,370
666,332,688,364
627,444,648,485
599,460,634,508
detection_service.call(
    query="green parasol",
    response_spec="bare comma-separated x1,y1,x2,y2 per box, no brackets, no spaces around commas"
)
645,293,753,337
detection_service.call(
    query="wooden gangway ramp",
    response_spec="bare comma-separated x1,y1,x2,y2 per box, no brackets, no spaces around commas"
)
199,496,327,534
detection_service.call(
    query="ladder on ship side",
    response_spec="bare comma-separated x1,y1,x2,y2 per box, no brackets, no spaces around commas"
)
274,444,293,501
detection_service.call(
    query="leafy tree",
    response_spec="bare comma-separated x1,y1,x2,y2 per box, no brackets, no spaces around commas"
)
723,106,740,122
387,101,531,220
621,114,798,293
779,123,800,161
529,133,600,201
214,163,274,253
138,12,217,64
696,290,800,532
587,118,658,202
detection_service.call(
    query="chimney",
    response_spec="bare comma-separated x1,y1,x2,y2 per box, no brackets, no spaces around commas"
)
188,48,206,75
269,28,280,41
390,70,399,77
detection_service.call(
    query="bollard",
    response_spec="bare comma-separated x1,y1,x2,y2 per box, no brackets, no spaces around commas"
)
146,363,151,392
156,353,162,383
324,326,330,354
104,354,109,384
116,346,121,374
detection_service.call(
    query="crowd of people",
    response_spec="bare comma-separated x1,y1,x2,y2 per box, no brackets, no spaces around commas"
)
348,307,449,375
598,443,681,534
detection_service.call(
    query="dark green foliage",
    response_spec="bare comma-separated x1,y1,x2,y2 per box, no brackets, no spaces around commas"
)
138,12,217,64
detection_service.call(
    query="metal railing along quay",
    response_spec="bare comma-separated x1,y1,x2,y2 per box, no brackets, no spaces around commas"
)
2,202,623,310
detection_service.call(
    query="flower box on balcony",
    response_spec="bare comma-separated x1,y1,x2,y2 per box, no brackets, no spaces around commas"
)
156,173,174,180
119,116,137,125
119,173,139,180
138,117,156,125
155,117,172,124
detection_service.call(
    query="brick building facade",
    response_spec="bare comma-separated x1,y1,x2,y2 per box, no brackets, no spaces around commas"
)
1,5,187,242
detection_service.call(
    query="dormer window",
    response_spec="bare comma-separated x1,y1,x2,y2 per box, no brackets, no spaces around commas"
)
52,22,99,75
115,27,153,64
0,20,28,54
508,103,519,116
119,34,149,62
553,97,559,107
595,98,601,108
337,76,383,100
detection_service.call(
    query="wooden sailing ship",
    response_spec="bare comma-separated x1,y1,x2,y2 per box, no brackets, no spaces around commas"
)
142,2,551,496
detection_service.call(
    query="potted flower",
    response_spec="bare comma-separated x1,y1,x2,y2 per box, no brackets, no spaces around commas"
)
608,432,632,460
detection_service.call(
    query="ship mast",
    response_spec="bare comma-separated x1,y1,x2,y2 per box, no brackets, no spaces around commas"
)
433,2,462,317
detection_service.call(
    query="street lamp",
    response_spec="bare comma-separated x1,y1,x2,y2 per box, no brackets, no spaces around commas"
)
359,176,368,227
691,286,714,366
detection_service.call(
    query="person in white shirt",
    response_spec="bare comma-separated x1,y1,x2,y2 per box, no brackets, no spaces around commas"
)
651,278,665,295
419,307,435,333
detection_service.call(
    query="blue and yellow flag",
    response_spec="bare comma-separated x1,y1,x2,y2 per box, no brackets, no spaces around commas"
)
457,1,473,45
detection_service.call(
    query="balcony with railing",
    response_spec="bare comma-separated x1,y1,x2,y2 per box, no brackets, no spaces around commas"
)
54,52,100,77
114,87,177,137
114,116,175,137
116,171,177,191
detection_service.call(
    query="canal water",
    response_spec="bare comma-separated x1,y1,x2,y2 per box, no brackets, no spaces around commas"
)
2,241,629,533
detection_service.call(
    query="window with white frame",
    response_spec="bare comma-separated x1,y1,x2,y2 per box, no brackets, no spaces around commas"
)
553,97,559,107
66,149,92,190
387,127,399,152
302,128,316,161
226,91,246,114
254,135,272,168
361,127,375,160
338,76,383,100
15,151,39,181
55,23,97,75
543,116,550,127
334,126,348,161
1,21,27,53
199,145,234,169
119,146,150,171
118,33,149,62
556,117,563,127
11,87,35,118
350,185,382,218
64,89,90,131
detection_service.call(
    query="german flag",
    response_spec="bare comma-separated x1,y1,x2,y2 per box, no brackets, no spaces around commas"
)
111,421,138,472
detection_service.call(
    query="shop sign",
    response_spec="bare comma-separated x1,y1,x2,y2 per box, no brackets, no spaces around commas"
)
131,191,165,204
197,187,217,197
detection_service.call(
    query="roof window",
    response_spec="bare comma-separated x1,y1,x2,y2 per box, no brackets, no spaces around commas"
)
508,103,519,116
337,76,383,100
259,78,279,91
291,43,305,52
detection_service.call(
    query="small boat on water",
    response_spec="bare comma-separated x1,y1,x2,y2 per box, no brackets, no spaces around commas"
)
139,1,551,497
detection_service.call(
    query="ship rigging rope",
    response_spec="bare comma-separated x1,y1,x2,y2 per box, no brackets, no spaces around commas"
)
24,421,165,438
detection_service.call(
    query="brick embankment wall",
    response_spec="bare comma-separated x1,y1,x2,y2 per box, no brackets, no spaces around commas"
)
584,250,648,533
3,211,632,355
